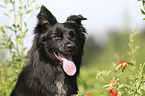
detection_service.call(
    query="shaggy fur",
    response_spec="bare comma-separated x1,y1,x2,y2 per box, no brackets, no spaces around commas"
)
11,5,87,96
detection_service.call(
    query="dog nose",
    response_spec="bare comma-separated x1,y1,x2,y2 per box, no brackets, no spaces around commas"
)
66,44,76,52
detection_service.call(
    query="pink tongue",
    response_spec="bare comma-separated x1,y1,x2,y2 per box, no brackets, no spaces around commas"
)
61,55,76,76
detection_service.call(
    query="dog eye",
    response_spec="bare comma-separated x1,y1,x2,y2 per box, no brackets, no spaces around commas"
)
72,34,77,39
72,35,77,39
53,36,62,39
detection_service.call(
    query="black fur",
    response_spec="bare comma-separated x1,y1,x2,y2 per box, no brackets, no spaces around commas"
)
11,5,87,96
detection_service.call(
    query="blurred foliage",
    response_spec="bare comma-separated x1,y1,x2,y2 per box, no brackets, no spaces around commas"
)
0,0,39,95
78,28,145,95
96,29,145,96
82,36,103,66
138,0,145,20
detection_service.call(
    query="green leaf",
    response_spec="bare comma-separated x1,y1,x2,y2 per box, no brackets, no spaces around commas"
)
136,81,140,90
24,22,27,27
24,29,28,36
10,42,14,47
6,26,14,31
0,42,7,45
0,4,6,8
141,9,145,15
19,7,22,9
15,15,18,19
24,5,27,9
9,9,14,12
122,67,125,72
25,29,28,32
17,24,19,27
36,5,40,10
4,0,8,5
143,18,145,20
128,63,134,66
15,39,22,44
30,0,35,4
13,24,16,28
26,10,32,14
28,4,30,7
142,0,145,6
24,47,27,51
4,13,9,16
1,38,6,42
10,0,13,3
8,34,13,42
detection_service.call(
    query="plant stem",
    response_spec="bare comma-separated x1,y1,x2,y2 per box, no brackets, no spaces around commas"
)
129,28,138,66
19,0,24,66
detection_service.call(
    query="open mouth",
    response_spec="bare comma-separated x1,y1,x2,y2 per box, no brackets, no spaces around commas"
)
53,52,62,62
53,51,77,76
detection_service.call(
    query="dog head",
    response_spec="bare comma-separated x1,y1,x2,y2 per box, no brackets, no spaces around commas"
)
34,5,87,76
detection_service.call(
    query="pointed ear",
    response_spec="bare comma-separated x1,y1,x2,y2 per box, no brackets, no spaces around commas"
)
37,5,57,25
66,15,87,25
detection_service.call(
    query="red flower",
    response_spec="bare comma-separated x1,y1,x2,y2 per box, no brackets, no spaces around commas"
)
109,80,117,84
109,90,117,96
118,61,127,69
86,93,92,96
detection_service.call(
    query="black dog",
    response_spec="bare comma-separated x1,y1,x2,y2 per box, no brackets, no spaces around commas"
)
11,5,87,96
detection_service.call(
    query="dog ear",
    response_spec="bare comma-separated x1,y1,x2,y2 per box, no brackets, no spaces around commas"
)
66,15,87,25
37,5,57,25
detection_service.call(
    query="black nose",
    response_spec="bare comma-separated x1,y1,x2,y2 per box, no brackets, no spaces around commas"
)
66,44,76,53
